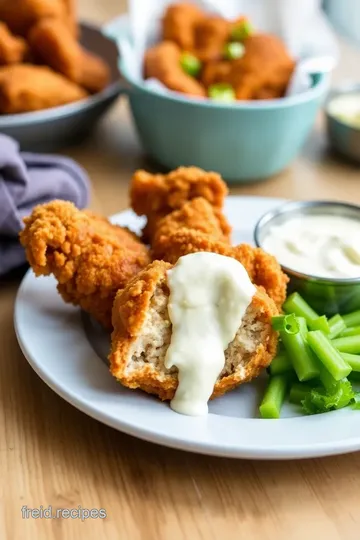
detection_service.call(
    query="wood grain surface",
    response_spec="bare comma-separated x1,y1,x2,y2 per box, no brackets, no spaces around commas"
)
1,1,360,539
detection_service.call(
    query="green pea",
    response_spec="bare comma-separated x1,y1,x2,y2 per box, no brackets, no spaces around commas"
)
231,20,253,41
180,52,202,77
208,84,236,102
223,42,245,60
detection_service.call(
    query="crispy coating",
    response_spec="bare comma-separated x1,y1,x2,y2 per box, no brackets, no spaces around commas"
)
228,34,294,100
61,0,78,36
194,16,230,62
144,41,206,97
151,229,288,309
131,166,228,217
0,23,28,65
110,260,279,401
152,197,231,258
29,19,110,93
0,0,69,37
201,60,232,88
162,2,204,50
131,167,228,243
19,200,150,329
0,64,87,113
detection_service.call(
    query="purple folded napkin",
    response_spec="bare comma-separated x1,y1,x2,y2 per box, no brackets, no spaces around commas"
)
0,134,90,276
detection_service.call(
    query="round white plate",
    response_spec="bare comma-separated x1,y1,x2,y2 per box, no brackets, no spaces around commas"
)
15,196,360,460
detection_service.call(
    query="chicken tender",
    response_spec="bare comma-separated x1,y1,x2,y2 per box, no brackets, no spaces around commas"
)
144,41,206,98
0,23,28,65
163,2,204,50
110,260,279,401
0,64,87,114
0,64,87,113
229,34,294,100
152,197,231,259
151,229,288,309
29,19,110,93
131,167,228,243
61,0,78,36
0,0,68,37
194,16,230,62
20,201,150,329
201,60,232,88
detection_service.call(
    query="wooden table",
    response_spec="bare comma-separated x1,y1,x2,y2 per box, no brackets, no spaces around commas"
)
1,2,360,539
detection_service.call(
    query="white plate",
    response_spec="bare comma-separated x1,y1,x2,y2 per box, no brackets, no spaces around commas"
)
14,196,360,460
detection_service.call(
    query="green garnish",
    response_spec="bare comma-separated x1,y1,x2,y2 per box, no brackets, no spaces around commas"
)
301,380,355,415
332,335,360,354
259,375,288,419
272,314,299,334
283,292,319,329
230,19,253,41
180,52,202,77
208,83,236,102
223,41,245,60
307,331,351,381
343,309,360,328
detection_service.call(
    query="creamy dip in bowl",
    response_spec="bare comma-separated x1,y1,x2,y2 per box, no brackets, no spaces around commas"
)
254,201,360,314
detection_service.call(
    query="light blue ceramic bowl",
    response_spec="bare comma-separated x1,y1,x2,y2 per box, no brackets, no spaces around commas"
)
108,18,330,182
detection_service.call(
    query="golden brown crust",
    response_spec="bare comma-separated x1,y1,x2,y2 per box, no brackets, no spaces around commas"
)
20,200,150,328
130,166,228,236
144,41,206,97
0,64,87,113
28,18,110,94
151,197,231,258
149,229,288,309
110,261,278,401
162,2,204,50
0,0,68,37
0,22,28,65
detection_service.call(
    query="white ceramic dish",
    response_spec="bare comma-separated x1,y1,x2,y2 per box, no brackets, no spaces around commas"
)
14,196,360,460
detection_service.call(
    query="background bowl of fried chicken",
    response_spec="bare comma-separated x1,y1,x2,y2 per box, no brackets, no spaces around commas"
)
115,3,330,182
0,0,122,150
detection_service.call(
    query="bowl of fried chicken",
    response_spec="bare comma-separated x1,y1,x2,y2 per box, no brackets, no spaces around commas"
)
113,3,329,182
0,0,122,150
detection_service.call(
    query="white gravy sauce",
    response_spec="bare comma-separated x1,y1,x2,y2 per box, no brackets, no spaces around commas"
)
164,252,256,416
263,214,360,279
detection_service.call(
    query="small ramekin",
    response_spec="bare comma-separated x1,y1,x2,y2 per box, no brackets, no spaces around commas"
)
254,200,360,314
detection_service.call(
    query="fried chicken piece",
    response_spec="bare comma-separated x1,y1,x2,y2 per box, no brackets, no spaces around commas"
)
0,23,28,65
162,2,204,50
151,229,288,309
0,64,87,113
201,60,232,88
194,16,230,62
20,201,150,329
110,260,278,401
29,19,110,94
144,41,206,98
0,0,69,37
228,34,294,100
61,0,78,37
152,198,231,258
131,166,228,242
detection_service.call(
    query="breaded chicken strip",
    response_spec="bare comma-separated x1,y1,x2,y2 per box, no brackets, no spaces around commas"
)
130,166,228,241
194,16,230,62
61,0,78,36
0,23,28,65
144,41,206,98
29,19,110,94
163,2,204,50
152,197,231,258
0,65,87,113
110,260,278,401
151,229,288,309
0,0,69,37
20,201,150,329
